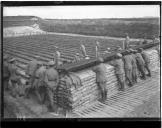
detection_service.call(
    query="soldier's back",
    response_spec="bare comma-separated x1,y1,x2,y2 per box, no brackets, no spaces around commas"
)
135,53,145,66
45,68,58,81
123,55,132,70
27,60,39,75
141,51,150,64
112,59,124,75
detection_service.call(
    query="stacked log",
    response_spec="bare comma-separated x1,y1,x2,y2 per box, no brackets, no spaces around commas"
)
145,49,159,71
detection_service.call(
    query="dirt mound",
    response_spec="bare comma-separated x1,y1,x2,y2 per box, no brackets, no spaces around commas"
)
4,26,47,37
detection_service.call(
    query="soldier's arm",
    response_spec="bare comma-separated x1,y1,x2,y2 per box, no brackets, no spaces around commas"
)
44,71,48,84
109,60,115,66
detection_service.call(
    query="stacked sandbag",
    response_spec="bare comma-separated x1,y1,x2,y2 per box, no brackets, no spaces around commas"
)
56,48,160,112
104,64,119,98
70,70,99,110
56,76,73,111
56,70,99,111
145,49,159,71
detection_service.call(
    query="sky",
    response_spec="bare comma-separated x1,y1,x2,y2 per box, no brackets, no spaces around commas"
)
3,5,160,19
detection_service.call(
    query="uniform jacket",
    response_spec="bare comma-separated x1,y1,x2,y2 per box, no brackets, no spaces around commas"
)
130,54,137,69
123,55,133,70
26,59,39,76
109,59,125,75
135,53,145,66
8,64,19,81
35,66,46,81
92,63,107,83
44,67,59,89
141,51,150,64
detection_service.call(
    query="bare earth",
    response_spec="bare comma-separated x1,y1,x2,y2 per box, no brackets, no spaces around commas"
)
124,91,160,117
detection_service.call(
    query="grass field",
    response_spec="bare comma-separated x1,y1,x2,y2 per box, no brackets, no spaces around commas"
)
4,16,160,39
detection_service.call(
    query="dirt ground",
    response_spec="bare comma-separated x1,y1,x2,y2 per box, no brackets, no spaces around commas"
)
124,91,160,117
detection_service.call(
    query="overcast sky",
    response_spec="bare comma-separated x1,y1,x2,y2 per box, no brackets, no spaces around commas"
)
3,5,160,19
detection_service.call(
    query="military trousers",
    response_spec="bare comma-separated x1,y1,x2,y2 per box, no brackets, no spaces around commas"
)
137,65,146,79
9,77,21,98
45,85,58,112
132,67,138,83
145,63,151,76
116,73,125,91
125,69,133,86
97,81,107,101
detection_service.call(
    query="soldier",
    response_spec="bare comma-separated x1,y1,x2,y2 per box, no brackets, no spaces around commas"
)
44,61,59,112
123,51,134,87
26,56,40,86
74,53,81,62
142,35,148,45
123,33,130,49
138,48,151,77
92,57,107,102
80,44,88,58
54,47,62,67
134,50,146,80
3,55,10,90
8,58,21,98
109,53,125,91
95,41,100,58
129,49,138,84
32,61,47,104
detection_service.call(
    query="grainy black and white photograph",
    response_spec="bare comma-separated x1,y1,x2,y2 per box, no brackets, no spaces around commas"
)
2,2,161,119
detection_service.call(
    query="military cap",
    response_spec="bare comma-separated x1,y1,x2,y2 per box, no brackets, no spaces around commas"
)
9,58,16,62
98,57,104,63
48,61,55,66
116,53,122,58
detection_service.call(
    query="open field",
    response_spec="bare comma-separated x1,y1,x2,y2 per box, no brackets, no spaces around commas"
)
4,16,160,39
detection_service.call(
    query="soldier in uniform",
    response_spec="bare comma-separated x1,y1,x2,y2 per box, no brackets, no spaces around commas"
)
138,48,151,77
80,44,88,58
54,47,62,67
123,50,134,87
26,56,40,86
92,57,107,102
142,35,148,45
3,55,10,90
44,61,59,112
95,41,100,58
109,53,126,91
8,58,21,98
123,33,130,49
134,50,146,80
32,61,47,104
129,49,138,84
74,53,81,62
